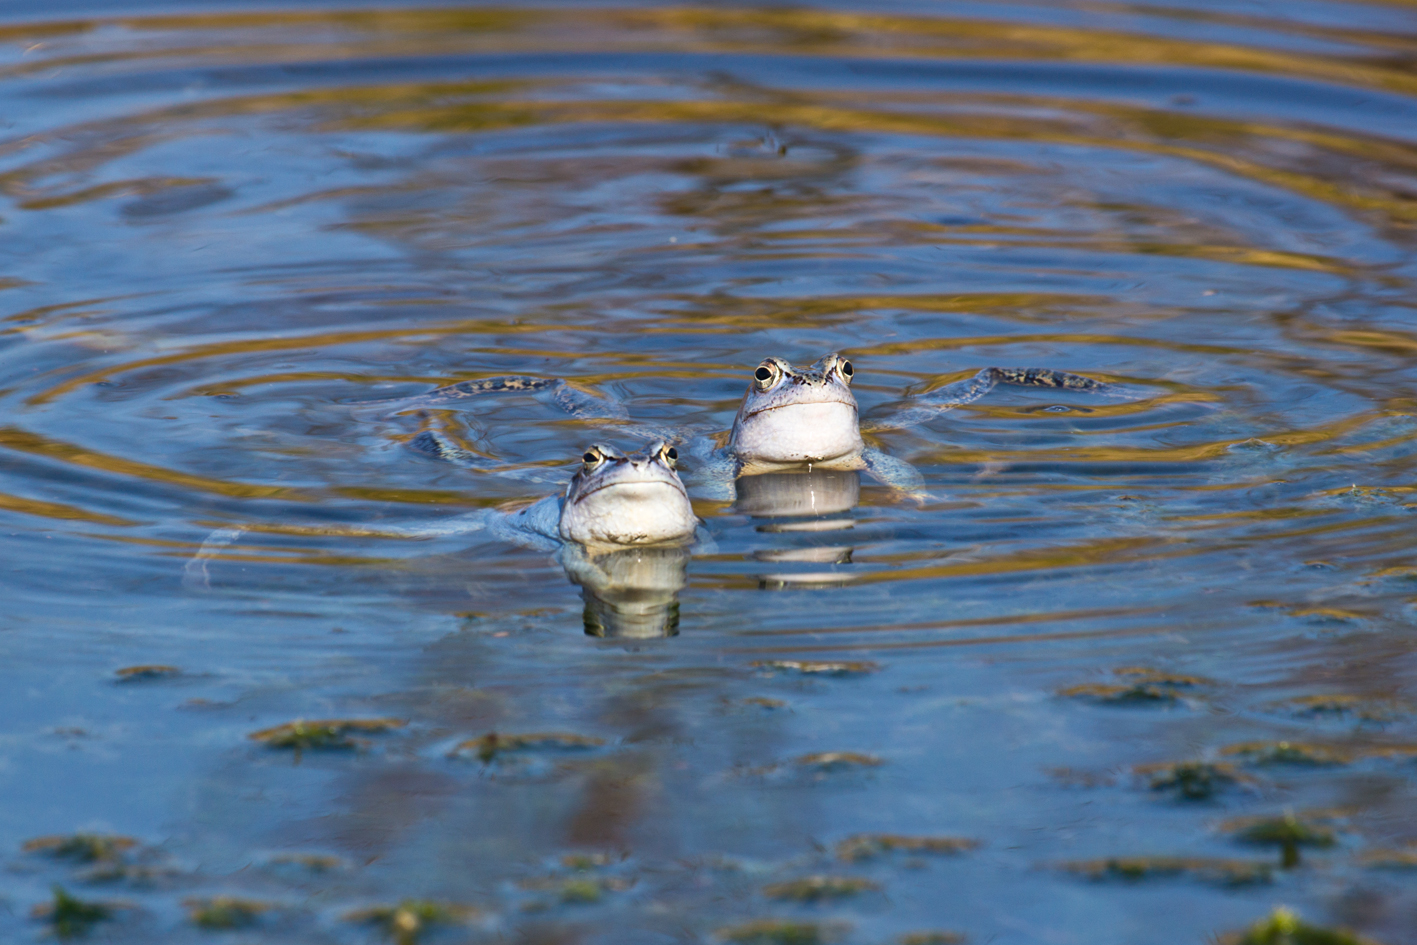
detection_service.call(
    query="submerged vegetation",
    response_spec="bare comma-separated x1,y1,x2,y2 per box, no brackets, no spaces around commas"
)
23,833,137,863
1057,856,1272,886
1224,812,1338,868
761,875,880,902
1221,907,1385,945
1058,667,1210,705
32,886,115,938
835,834,978,861
717,919,850,944
1135,761,1252,799
751,660,879,676
248,718,406,752
345,900,477,945
186,896,271,929
451,731,607,763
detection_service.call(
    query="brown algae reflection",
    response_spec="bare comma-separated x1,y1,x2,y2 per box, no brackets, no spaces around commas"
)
3,1,1417,943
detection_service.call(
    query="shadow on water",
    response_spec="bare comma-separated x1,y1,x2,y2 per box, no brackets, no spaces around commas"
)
3,1,1417,942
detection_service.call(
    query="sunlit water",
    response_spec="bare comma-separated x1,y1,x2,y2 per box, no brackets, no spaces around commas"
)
3,2,1417,941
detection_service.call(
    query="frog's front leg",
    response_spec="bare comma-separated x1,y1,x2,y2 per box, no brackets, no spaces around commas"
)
860,447,927,504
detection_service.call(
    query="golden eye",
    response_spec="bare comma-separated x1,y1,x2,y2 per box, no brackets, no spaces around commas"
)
840,359,853,378
666,446,678,461
754,366,773,382
582,450,600,464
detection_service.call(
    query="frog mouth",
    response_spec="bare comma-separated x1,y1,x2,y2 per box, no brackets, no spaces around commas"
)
741,398,858,421
573,476,688,504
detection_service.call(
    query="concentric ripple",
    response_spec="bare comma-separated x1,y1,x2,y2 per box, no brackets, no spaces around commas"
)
2,3,1417,944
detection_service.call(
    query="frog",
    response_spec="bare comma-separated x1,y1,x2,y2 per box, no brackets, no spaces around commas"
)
392,354,1117,501
184,442,700,595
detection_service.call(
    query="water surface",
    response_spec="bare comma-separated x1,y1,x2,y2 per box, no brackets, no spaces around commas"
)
3,2,1417,942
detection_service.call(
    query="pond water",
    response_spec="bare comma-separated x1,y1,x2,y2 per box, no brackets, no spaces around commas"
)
3,1,1417,942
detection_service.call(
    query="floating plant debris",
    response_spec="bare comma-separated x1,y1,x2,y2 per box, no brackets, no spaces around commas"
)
450,731,606,763
23,833,137,863
794,752,883,771
717,919,850,944
114,665,181,681
761,875,880,902
1224,812,1338,868
836,834,978,862
248,718,405,751
1220,906,1384,945
741,697,789,709
1057,856,1271,886
186,896,271,929
32,886,116,938
1135,761,1252,800
900,933,967,945
751,660,879,676
345,900,477,945
1220,741,1352,766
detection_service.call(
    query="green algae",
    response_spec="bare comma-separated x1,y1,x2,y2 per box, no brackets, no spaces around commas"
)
23,833,137,863
558,878,604,904
248,717,406,752
717,919,850,944
186,896,271,929
762,875,880,902
794,751,883,771
1135,761,1251,799
1221,907,1385,945
836,834,978,862
1057,856,1272,886
345,900,477,945
451,731,607,763
751,660,879,676
32,886,114,939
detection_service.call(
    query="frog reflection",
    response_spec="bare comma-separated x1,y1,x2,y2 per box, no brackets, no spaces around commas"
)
735,467,861,590
563,542,689,639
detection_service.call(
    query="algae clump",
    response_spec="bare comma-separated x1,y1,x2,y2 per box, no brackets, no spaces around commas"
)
762,875,879,902
249,718,405,752
751,660,879,677
836,834,978,862
1225,812,1337,868
186,896,270,929
717,919,849,944
33,886,114,939
1136,761,1249,799
345,900,476,945
1058,856,1271,886
451,731,606,763
23,833,137,863
114,665,181,681
1221,906,1384,945
1220,741,1351,766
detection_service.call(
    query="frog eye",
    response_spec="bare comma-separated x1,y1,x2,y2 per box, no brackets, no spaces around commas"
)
666,446,678,462
655,443,679,467
839,359,854,380
753,361,780,389
582,448,602,465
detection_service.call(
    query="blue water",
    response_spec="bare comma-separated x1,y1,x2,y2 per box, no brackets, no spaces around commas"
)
2,2,1417,942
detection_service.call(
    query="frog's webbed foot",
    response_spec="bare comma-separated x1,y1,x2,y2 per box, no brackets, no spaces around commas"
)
861,447,927,505
863,366,1119,433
